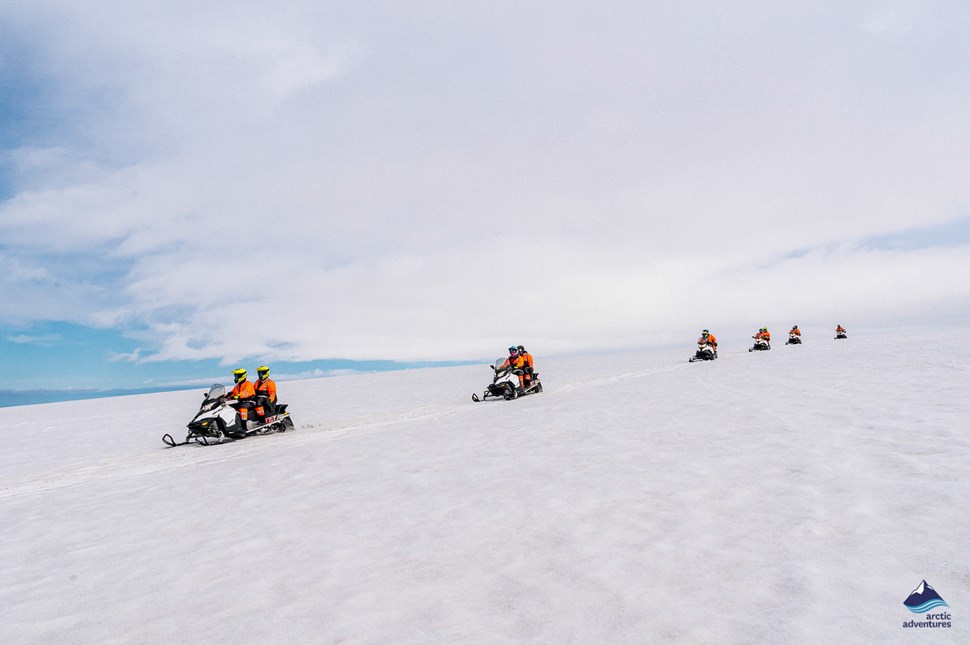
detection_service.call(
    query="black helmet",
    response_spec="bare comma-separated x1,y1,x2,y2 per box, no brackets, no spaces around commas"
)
517,345,526,353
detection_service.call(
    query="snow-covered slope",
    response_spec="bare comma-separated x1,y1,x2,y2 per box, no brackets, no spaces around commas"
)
1,330,967,644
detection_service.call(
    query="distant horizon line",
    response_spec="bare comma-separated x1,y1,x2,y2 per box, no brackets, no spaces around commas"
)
0,326,948,408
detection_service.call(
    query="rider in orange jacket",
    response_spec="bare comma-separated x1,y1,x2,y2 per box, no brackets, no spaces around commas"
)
254,365,277,419
754,327,771,346
698,329,717,348
500,346,528,390
229,368,257,426
516,345,534,389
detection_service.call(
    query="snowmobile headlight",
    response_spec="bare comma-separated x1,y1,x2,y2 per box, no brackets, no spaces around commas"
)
201,421,209,427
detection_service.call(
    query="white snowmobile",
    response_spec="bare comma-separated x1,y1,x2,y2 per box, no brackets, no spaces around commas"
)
472,358,543,402
835,330,848,339
749,336,771,351
162,383,294,447
689,342,717,362
786,333,802,345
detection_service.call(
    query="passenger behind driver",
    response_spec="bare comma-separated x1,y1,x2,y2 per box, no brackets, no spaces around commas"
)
516,345,534,389
254,365,277,420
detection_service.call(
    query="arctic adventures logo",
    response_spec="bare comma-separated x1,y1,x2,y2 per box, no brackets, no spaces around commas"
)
901,580,951,629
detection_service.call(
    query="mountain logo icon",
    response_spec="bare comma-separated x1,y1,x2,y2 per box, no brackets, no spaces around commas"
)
903,580,949,614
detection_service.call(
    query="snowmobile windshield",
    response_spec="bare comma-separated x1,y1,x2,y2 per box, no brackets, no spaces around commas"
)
206,383,226,401
494,357,511,372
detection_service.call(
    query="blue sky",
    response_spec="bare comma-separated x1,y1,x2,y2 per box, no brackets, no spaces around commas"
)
1,1,969,395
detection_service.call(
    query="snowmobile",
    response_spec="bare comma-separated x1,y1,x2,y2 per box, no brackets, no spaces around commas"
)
835,331,848,339
471,358,543,401
786,333,802,345
162,383,294,447
689,342,717,362
749,337,771,352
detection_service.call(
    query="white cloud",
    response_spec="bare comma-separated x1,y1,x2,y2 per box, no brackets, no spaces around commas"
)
108,347,142,363
0,256,50,283
1,1,968,361
5,333,62,345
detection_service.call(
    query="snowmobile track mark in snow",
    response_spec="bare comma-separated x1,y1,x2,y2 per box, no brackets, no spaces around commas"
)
0,404,480,500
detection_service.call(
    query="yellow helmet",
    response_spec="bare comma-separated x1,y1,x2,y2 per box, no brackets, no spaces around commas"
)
232,368,247,383
257,365,270,380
